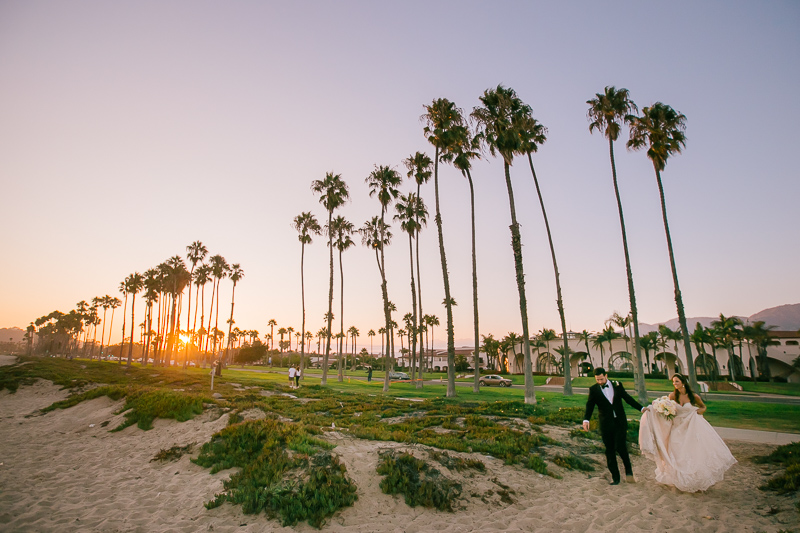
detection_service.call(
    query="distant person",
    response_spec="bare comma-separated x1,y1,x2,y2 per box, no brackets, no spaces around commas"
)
288,365,296,389
639,373,736,492
367,366,373,382
294,365,301,388
583,367,645,485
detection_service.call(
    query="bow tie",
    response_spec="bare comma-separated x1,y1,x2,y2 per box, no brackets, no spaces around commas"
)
602,384,610,389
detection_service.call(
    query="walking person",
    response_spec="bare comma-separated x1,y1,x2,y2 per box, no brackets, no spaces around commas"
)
288,365,296,389
294,364,301,388
583,367,645,485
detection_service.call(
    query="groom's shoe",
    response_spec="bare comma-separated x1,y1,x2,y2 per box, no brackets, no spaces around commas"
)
609,479,620,485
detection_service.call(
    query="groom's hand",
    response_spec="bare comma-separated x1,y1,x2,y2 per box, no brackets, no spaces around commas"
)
582,420,590,431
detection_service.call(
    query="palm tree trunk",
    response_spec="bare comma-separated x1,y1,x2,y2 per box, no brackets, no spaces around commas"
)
119,293,128,365
464,169,481,394
502,160,535,404
300,243,307,380
126,292,136,366
415,182,425,388
433,148,456,398
337,247,345,382
609,140,647,403
654,167,698,389
407,232,419,386
323,211,334,386
527,154,571,395
376,224,392,393
225,284,236,365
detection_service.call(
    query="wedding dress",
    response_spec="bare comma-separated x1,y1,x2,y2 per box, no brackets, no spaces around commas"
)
639,402,737,492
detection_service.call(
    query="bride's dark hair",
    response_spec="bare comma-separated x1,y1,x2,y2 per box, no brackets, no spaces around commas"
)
672,373,697,406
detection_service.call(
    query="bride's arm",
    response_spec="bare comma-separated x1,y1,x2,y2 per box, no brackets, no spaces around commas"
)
693,394,707,415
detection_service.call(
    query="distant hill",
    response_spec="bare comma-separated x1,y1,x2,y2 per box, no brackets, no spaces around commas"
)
638,303,800,334
0,327,26,343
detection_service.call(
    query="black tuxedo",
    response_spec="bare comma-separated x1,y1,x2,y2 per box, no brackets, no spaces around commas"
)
584,380,644,483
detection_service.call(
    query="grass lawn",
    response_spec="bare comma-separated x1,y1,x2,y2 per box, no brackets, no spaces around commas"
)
3,357,799,433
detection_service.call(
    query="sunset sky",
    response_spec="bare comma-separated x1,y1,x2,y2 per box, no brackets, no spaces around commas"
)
1,1,798,348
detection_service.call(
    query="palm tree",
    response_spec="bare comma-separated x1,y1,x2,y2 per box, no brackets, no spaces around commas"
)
359,215,393,391
594,325,620,369
311,172,349,386
184,241,208,368
579,330,594,368
118,279,128,364
441,119,484,392
640,331,659,375
422,98,467,398
743,321,778,381
471,85,536,404
367,329,376,355
293,211,321,380
394,191,428,388
403,151,433,386
690,323,715,379
425,314,439,372
328,215,355,382
208,254,229,371
223,263,244,369
268,319,277,351
277,327,287,356
515,108,573,394
711,314,744,381
97,295,113,359
125,272,144,366
587,86,647,399
287,327,295,351
193,263,212,364
628,102,697,390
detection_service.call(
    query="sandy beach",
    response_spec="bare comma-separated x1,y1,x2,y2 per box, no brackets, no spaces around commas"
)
0,355,797,532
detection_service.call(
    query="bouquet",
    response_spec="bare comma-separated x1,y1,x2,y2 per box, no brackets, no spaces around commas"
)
651,396,678,421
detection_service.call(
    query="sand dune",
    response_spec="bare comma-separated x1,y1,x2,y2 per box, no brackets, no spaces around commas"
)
0,372,797,531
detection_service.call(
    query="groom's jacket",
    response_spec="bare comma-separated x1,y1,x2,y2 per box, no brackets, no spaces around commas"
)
584,380,644,429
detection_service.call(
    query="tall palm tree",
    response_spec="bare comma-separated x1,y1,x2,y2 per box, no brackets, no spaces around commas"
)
690,323,715,379
422,98,465,398
360,215,393,391
365,165,402,388
141,269,159,366
329,215,355,382
471,85,536,404
311,172,349,385
711,314,744,380
193,263,212,365
579,330,594,368
594,325,620,369
268,319,277,351
125,272,144,366
516,108,573,395
97,295,112,359
287,327,295,351
743,321,778,381
368,329,376,355
628,102,697,390
184,241,208,368
208,255,229,372
394,192,428,388
425,314,439,372
442,119,484,393
403,151,433,386
588,86,647,402
118,279,128,364
223,263,244,369
293,211,321,380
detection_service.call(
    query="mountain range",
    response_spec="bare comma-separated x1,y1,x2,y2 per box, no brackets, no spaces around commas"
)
637,303,800,334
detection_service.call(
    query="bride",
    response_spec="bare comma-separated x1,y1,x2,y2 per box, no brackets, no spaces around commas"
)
639,373,737,492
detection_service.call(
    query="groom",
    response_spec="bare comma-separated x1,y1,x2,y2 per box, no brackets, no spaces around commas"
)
583,367,645,485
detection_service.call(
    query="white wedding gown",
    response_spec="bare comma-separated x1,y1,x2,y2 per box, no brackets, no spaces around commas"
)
639,402,737,492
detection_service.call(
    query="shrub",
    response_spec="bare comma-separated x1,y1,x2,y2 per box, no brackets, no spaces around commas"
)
195,419,357,528
112,388,206,431
551,453,597,472
377,451,461,512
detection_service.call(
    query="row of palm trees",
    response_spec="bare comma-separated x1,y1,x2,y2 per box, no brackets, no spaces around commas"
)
289,84,693,404
29,243,244,373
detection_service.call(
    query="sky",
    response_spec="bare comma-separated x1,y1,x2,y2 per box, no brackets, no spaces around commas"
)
1,1,798,349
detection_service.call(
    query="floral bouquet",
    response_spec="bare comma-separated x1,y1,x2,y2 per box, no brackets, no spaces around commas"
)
651,396,678,421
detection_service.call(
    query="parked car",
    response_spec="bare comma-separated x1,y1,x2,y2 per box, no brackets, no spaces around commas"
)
478,374,512,387
388,371,410,381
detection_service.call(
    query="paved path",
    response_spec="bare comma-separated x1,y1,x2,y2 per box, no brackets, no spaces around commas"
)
714,426,799,445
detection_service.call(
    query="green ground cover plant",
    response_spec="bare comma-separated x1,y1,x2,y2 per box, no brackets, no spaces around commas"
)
195,419,356,528
754,442,800,495
377,450,462,511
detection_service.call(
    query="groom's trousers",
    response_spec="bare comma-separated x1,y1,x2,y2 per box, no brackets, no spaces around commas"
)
601,417,633,482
